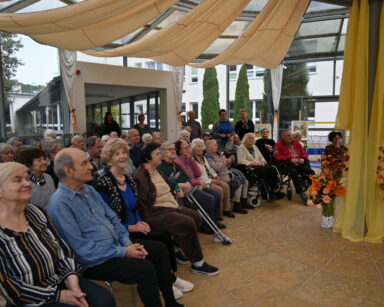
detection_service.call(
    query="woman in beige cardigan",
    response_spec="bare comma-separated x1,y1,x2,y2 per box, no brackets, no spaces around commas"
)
237,133,285,202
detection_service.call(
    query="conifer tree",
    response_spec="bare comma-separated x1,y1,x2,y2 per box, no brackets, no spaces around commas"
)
233,64,252,124
201,67,220,130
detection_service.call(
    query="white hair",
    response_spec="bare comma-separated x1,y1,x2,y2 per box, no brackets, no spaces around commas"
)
179,129,190,137
44,129,57,139
190,138,205,150
142,133,153,143
241,132,255,144
101,135,111,143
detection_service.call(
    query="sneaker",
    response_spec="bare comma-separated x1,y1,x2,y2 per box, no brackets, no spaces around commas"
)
212,234,224,243
172,285,183,299
175,251,189,265
191,262,219,276
173,277,194,292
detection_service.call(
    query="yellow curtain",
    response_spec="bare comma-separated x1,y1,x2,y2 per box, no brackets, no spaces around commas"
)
84,0,251,65
365,2,384,243
334,0,384,244
0,0,178,50
191,0,309,68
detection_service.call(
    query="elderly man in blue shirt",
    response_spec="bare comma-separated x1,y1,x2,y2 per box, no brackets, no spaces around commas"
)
47,148,183,307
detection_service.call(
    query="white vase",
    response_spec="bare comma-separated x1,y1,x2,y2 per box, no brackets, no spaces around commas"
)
321,215,335,228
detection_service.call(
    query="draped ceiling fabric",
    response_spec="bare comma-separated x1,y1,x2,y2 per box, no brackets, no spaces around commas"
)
59,50,78,132
84,0,252,65
334,0,384,244
0,0,309,69
270,64,284,140
0,0,179,50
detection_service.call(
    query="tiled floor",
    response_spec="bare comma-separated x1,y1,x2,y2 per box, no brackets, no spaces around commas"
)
108,194,384,307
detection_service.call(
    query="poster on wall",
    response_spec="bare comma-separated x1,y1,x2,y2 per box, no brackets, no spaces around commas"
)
291,121,309,140
254,124,272,139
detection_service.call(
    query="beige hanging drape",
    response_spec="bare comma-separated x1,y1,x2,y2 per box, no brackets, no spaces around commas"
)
0,0,178,50
191,0,309,68
84,0,251,66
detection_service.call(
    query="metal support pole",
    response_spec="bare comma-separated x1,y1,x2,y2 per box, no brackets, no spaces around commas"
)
0,38,7,141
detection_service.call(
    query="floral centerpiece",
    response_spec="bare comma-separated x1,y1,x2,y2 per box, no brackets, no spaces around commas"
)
377,146,384,191
307,148,349,227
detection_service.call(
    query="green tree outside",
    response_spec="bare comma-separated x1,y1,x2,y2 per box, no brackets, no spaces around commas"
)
201,67,220,130
233,64,252,124
0,32,23,104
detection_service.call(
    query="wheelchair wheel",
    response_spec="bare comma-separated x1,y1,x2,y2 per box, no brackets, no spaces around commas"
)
287,187,292,200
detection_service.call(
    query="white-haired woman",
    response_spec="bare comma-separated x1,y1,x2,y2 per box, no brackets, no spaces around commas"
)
179,130,190,143
0,143,14,163
237,133,285,202
0,162,115,307
205,139,251,213
142,133,153,145
191,138,246,217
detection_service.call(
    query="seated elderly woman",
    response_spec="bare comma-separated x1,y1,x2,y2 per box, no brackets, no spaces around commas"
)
174,140,223,228
224,133,240,158
95,139,193,299
159,141,225,236
237,133,285,202
191,138,247,216
142,133,153,145
205,139,251,214
133,142,219,276
179,130,190,143
0,143,14,163
17,148,56,210
0,162,115,307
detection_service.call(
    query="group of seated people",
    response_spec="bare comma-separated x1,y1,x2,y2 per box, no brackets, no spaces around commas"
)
0,123,327,306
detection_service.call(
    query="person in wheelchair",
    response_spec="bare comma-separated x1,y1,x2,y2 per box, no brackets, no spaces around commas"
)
237,133,285,202
273,130,314,202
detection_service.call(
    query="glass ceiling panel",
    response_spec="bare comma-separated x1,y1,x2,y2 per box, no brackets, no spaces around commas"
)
288,36,338,55
157,10,186,28
244,0,268,12
337,35,346,51
202,38,235,54
307,1,346,12
0,0,20,9
222,21,250,36
112,28,144,45
296,19,341,37
17,0,66,13
341,18,348,34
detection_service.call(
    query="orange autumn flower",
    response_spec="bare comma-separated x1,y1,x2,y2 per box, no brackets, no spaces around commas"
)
334,185,346,196
322,195,332,204
323,187,330,194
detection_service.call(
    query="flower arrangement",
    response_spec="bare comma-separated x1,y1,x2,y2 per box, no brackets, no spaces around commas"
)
307,148,349,217
377,146,384,191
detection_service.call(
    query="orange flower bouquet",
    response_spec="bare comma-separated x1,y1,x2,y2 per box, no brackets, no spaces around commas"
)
307,149,349,220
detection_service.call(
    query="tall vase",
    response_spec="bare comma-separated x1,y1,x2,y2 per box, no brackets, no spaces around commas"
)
321,198,335,228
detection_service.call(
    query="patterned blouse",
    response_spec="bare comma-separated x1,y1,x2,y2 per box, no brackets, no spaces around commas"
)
0,204,77,306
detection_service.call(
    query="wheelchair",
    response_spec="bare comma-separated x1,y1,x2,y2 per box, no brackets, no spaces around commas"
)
272,162,312,204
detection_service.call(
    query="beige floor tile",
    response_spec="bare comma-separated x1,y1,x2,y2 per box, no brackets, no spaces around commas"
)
257,288,318,307
322,255,382,282
296,271,384,306
230,281,271,307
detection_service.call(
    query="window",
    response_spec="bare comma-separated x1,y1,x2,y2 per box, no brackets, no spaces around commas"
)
229,65,237,80
191,68,198,83
307,62,317,74
146,61,164,70
229,101,235,120
191,102,199,118
135,63,142,68
255,67,265,78
246,64,254,78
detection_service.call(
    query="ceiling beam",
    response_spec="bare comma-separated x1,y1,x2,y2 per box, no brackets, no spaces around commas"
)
314,0,353,7
0,0,40,13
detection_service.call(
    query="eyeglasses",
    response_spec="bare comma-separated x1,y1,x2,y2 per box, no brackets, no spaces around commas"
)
167,148,176,151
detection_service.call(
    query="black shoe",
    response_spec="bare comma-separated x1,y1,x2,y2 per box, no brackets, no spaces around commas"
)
272,191,286,200
217,216,224,221
267,194,277,202
191,262,219,276
216,222,226,229
223,210,235,218
233,203,248,214
243,203,255,209
175,251,189,265
199,225,214,234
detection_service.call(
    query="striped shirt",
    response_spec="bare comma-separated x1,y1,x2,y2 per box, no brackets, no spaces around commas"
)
0,204,77,306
